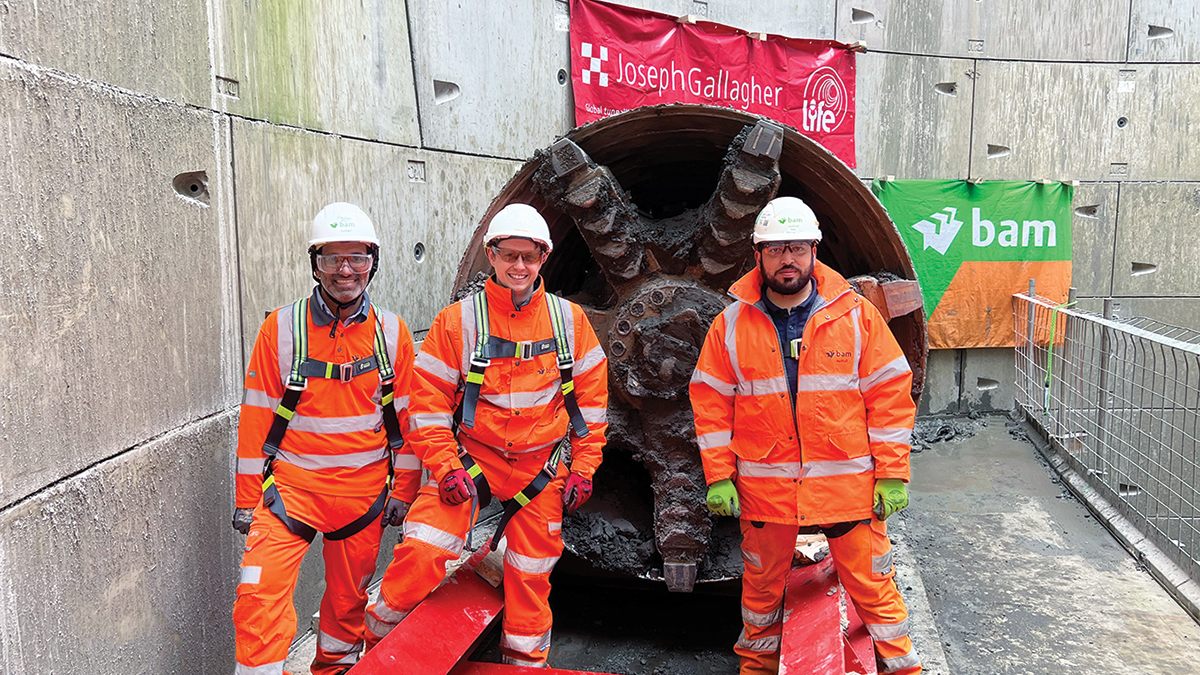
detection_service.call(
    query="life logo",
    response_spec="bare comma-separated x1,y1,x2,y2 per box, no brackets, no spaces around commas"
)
580,42,609,87
912,206,1060,255
801,67,848,134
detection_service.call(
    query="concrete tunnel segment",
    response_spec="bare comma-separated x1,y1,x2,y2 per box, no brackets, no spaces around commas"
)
451,104,927,589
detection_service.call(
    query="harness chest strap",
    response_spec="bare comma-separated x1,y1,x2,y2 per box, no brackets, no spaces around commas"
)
460,290,589,438
259,299,402,541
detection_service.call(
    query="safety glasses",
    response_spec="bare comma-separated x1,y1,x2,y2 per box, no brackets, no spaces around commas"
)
315,253,373,273
759,241,814,258
490,246,545,265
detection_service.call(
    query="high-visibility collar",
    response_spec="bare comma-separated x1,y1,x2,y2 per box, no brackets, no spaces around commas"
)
484,275,544,313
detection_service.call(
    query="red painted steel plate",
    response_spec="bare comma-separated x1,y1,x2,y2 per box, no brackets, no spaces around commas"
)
451,664,621,675
349,572,504,675
779,558,846,675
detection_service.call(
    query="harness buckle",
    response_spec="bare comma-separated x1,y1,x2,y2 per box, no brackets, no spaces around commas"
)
519,341,534,361
285,380,307,392
470,355,490,369
339,362,354,383
788,338,802,359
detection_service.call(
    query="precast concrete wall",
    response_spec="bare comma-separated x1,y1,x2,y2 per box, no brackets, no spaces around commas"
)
2,1,1198,672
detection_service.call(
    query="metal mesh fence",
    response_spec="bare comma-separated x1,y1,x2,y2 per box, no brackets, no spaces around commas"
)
1013,293,1200,587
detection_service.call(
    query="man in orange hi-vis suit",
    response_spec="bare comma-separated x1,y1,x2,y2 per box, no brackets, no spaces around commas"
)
691,197,921,675
365,203,608,667
232,202,418,675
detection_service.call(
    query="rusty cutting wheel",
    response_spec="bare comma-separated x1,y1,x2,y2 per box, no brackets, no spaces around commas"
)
453,104,927,591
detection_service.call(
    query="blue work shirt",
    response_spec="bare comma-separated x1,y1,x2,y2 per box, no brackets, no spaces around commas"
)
761,279,819,403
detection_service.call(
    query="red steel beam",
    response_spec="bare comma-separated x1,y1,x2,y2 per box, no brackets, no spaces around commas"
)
451,664,620,675
350,571,504,675
779,557,876,675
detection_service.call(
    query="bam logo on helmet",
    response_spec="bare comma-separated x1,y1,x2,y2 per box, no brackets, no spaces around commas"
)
912,206,1058,255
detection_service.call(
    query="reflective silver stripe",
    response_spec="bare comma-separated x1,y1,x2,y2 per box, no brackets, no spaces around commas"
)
869,427,913,445
289,412,381,435
872,549,894,574
392,453,422,471
404,522,465,556
365,599,408,639
237,457,265,475
851,306,862,378
866,617,909,641
481,383,559,409
723,303,747,388
580,407,607,424
741,376,789,396
461,296,477,378
276,304,294,383
556,296,576,355
239,566,262,585
392,395,410,409
548,521,561,534
735,630,781,653
328,652,357,665
797,373,860,391
502,656,545,667
505,549,560,575
276,448,387,471
318,631,361,654
381,307,400,367
690,368,736,397
801,456,875,478
371,597,409,624
242,389,275,410
737,459,801,479
697,430,732,451
880,649,922,672
860,355,912,394
501,629,552,654
741,548,762,568
235,661,285,675
364,613,392,639
416,351,459,386
742,606,782,627
575,344,606,376
411,412,454,430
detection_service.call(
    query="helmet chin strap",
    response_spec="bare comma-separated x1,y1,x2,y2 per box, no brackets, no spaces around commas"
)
318,283,366,337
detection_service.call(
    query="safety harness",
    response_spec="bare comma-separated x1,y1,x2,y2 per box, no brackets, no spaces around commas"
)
457,289,589,546
462,437,569,549
260,297,403,543
459,290,589,438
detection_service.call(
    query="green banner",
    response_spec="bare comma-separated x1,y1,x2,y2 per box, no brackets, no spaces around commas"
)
872,180,1073,348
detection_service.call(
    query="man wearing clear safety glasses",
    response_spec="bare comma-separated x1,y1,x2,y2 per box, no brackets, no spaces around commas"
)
366,203,609,667
232,202,419,675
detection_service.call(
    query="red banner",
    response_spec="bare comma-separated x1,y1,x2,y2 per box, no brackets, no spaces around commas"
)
570,0,857,167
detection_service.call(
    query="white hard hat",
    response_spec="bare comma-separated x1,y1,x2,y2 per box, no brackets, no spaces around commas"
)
484,203,553,252
309,202,380,248
753,196,822,244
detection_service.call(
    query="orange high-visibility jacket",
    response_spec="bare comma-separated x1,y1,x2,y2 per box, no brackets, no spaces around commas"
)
690,262,915,525
408,277,608,483
236,292,418,509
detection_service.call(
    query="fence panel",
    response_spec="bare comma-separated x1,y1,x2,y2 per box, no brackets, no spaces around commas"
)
1013,293,1200,594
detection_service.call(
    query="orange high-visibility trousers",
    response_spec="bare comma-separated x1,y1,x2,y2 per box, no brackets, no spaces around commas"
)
234,483,384,675
736,519,921,675
825,519,921,674
366,437,567,666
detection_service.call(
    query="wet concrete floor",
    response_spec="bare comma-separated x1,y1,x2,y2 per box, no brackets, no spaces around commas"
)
287,415,1200,674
